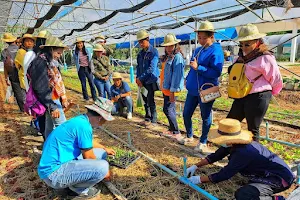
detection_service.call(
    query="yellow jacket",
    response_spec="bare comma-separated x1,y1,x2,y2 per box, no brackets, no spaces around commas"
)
15,48,26,89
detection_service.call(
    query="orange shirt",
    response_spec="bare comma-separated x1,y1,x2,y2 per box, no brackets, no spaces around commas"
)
160,61,180,97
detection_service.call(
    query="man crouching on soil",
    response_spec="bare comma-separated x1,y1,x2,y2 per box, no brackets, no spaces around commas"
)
38,97,116,199
187,119,294,200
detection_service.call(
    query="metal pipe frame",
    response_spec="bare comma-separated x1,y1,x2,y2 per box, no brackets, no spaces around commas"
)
98,126,219,200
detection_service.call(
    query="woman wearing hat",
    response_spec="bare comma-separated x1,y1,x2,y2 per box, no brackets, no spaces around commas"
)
92,44,112,99
186,119,294,200
227,24,282,141
159,33,185,139
29,36,71,139
178,21,224,154
73,37,97,101
111,72,133,119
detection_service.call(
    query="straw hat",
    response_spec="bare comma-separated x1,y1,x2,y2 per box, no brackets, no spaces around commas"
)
136,30,149,41
195,21,215,32
112,72,123,79
161,33,181,46
40,36,67,49
236,24,266,42
1,33,17,43
22,34,36,41
95,34,105,40
208,119,253,145
93,43,105,52
85,97,114,121
35,30,50,39
75,37,85,44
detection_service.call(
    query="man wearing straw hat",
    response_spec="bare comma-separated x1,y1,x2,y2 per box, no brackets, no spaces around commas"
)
94,34,113,57
186,118,294,200
1,33,24,111
136,29,160,128
38,97,116,199
110,72,133,119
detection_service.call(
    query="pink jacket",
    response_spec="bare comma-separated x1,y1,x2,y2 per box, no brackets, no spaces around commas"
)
244,54,283,95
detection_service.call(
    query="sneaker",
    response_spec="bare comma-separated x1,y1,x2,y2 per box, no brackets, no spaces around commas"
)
37,132,43,136
127,112,132,119
178,137,194,145
194,143,212,154
69,187,101,199
171,133,183,140
161,130,173,138
138,120,151,126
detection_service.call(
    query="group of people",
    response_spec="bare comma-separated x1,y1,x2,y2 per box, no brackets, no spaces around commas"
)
1,20,295,200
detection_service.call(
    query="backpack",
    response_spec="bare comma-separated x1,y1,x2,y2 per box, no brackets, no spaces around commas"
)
24,62,46,116
227,62,262,99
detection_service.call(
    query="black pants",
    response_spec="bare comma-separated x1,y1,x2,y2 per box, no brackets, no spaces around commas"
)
227,91,272,140
10,79,26,112
141,82,158,123
235,183,288,200
78,66,97,101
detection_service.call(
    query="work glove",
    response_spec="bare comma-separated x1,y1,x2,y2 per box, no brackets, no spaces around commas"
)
188,176,201,184
187,165,198,177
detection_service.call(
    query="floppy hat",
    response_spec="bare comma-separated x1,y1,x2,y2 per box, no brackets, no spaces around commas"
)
35,30,51,39
112,72,123,79
195,21,215,32
236,24,266,42
40,36,67,49
95,34,106,41
85,97,114,121
22,34,36,41
136,30,149,41
208,118,253,145
161,33,181,46
1,33,17,43
75,37,85,44
93,43,105,52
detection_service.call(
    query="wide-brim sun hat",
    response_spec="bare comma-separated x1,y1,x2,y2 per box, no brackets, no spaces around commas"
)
161,33,181,46
1,33,17,43
22,33,36,41
236,24,266,42
136,30,149,41
112,72,123,79
208,118,253,145
75,37,85,44
85,97,114,121
35,30,51,39
40,36,67,49
195,21,215,32
93,43,105,52
95,34,105,41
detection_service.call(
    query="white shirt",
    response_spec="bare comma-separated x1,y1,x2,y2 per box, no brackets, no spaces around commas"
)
24,50,36,92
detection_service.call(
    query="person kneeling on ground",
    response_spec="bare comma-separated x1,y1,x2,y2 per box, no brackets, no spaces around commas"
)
187,118,294,200
38,97,116,199
110,72,133,119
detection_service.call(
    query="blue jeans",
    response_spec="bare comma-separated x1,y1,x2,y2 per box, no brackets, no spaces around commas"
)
183,93,214,144
44,99,66,139
112,96,133,115
43,148,109,195
78,66,97,100
163,95,179,134
94,78,112,100
141,83,158,123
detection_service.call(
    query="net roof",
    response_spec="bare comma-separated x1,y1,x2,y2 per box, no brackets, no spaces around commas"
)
2,0,300,45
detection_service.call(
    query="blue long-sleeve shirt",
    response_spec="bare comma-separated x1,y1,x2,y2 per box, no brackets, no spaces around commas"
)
162,53,185,92
206,142,294,188
186,43,224,96
136,45,160,85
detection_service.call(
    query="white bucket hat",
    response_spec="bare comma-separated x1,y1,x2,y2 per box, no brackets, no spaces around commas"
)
195,21,215,32
136,30,149,41
236,24,266,42
161,33,181,46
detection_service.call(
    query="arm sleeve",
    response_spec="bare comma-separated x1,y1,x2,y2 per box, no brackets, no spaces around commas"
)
77,126,93,150
139,49,159,82
208,150,252,183
31,59,58,112
206,147,230,164
170,54,185,92
201,53,224,79
110,86,117,98
259,55,283,95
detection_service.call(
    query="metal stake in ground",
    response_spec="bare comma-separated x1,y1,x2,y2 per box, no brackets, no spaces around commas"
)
183,155,187,178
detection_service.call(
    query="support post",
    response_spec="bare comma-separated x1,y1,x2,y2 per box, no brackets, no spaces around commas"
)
290,20,298,63
266,121,269,139
183,156,187,178
297,164,300,184
129,34,134,83
195,21,198,49
127,132,132,146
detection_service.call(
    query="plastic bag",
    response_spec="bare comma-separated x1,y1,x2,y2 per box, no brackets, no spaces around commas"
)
5,84,14,103
136,87,143,108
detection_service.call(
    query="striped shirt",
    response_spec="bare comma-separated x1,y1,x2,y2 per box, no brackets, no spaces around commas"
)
79,51,89,67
